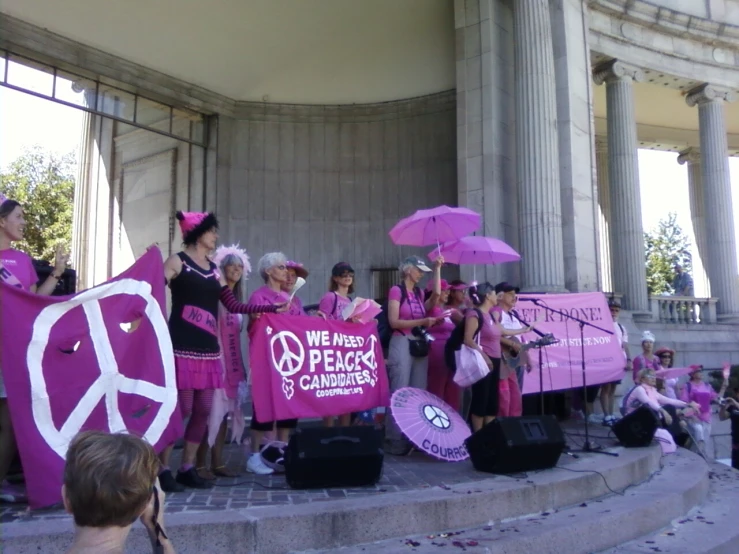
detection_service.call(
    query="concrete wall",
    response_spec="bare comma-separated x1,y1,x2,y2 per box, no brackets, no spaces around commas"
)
217,92,459,304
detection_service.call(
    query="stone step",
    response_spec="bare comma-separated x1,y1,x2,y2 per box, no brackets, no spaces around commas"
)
598,462,739,554
309,449,709,554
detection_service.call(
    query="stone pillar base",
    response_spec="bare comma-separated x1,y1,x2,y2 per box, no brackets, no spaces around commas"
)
716,314,739,324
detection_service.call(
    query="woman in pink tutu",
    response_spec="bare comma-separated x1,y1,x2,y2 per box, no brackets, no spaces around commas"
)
157,212,284,492
196,244,251,480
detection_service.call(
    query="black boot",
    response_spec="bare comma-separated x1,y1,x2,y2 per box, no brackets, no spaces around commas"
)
176,467,213,489
158,469,185,493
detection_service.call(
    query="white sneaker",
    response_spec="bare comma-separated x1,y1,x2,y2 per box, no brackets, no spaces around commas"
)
246,453,274,475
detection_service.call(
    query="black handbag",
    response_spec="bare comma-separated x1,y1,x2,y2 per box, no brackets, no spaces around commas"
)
408,338,429,358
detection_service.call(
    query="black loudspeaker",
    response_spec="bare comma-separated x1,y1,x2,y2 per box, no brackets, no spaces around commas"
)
33,261,76,296
612,406,659,447
284,426,384,489
465,415,565,474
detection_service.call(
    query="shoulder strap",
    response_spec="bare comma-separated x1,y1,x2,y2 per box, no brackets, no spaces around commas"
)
617,322,625,334
472,308,484,339
332,292,339,317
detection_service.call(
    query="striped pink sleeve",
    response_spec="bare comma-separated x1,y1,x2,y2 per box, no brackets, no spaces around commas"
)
219,287,277,314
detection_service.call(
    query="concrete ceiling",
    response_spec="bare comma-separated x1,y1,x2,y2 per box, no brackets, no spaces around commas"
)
592,71,739,146
0,0,456,104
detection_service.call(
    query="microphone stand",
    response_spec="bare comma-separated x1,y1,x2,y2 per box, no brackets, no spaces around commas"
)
528,299,618,457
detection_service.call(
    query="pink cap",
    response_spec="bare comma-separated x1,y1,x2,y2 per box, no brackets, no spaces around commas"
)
426,279,450,291
286,261,309,279
176,211,209,235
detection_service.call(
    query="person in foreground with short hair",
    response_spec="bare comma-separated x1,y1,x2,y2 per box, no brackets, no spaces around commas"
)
63,431,175,554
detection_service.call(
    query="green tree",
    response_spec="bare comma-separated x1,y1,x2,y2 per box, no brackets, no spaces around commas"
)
1,146,76,262
644,212,693,295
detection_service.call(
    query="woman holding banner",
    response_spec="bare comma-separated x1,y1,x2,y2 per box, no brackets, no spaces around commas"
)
196,244,251,480
318,261,357,427
282,261,309,315
156,212,284,493
245,252,304,475
0,194,69,503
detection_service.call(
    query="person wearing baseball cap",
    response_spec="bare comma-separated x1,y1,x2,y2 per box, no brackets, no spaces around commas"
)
494,281,527,417
318,261,357,428
385,254,444,455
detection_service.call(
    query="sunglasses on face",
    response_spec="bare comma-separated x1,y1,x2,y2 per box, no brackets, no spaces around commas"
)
275,265,287,271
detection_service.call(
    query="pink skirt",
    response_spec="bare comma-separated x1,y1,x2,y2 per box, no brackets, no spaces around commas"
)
175,353,223,390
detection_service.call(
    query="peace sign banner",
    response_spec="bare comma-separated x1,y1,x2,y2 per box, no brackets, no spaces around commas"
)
249,314,389,422
0,247,182,509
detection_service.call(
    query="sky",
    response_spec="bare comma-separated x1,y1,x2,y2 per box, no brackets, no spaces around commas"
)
1,67,738,297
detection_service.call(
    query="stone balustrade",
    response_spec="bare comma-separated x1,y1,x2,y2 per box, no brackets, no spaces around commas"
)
648,296,718,324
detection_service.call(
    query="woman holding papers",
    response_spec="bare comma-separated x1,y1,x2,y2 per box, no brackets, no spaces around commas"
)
318,262,357,427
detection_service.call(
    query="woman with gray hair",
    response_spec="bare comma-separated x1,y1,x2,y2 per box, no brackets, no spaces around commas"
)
244,252,300,474
385,254,444,455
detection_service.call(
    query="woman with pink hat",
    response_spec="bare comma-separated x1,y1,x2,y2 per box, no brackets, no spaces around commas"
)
425,279,463,411
281,261,309,315
157,211,284,492
0,194,69,503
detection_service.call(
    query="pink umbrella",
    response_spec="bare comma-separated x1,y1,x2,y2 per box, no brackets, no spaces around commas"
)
428,236,520,265
389,205,480,247
390,387,471,462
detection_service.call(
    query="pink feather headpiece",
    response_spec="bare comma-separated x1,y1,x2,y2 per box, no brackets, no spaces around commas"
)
212,244,251,277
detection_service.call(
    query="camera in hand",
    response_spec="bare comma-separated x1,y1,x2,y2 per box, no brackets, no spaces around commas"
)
411,326,434,342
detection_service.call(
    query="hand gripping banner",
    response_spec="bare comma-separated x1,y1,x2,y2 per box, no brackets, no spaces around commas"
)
0,247,182,508
249,314,389,422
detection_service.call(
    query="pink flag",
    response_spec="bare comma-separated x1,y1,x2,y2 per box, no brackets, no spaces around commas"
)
0,248,182,509
514,292,625,394
341,297,382,323
249,315,389,421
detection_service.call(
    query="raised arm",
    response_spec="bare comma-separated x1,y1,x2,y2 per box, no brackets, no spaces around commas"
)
423,256,444,311
220,287,282,315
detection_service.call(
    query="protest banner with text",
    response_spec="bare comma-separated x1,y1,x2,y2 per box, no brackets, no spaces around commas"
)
250,314,389,421
512,292,624,394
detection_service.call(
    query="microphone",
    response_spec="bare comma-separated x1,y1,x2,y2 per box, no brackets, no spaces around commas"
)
510,309,547,338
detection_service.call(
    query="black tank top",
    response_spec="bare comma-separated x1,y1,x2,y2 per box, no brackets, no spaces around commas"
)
169,252,222,357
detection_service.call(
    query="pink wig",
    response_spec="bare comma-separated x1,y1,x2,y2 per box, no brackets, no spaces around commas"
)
212,244,251,277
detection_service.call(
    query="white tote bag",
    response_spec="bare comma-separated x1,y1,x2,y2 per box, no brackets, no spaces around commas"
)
453,344,490,387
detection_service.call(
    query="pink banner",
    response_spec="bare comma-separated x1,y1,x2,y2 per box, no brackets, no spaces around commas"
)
513,292,624,394
249,314,389,421
0,248,182,509
183,304,217,336
219,311,244,398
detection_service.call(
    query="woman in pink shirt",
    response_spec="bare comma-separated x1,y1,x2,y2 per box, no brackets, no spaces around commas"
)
318,262,357,427
463,282,532,431
680,366,727,449
0,195,69,503
426,279,463,411
632,331,662,381
385,255,443,454
282,261,309,315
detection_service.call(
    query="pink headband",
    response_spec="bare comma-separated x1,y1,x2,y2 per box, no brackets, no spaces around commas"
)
212,244,251,276
449,283,467,291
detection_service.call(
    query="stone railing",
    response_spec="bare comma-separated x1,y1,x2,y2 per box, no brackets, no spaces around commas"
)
648,296,718,324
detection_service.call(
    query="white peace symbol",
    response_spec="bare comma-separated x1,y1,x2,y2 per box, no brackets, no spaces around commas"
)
423,405,451,429
360,334,378,371
269,331,305,378
27,278,178,458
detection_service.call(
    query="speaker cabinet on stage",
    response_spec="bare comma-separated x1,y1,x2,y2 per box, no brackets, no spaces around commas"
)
612,406,659,447
284,426,384,489
465,415,565,474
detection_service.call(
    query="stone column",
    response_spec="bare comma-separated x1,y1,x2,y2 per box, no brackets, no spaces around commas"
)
513,0,566,292
595,137,613,293
593,60,648,312
677,147,710,296
686,85,739,320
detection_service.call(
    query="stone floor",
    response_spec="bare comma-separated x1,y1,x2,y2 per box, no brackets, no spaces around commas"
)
1,415,730,527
